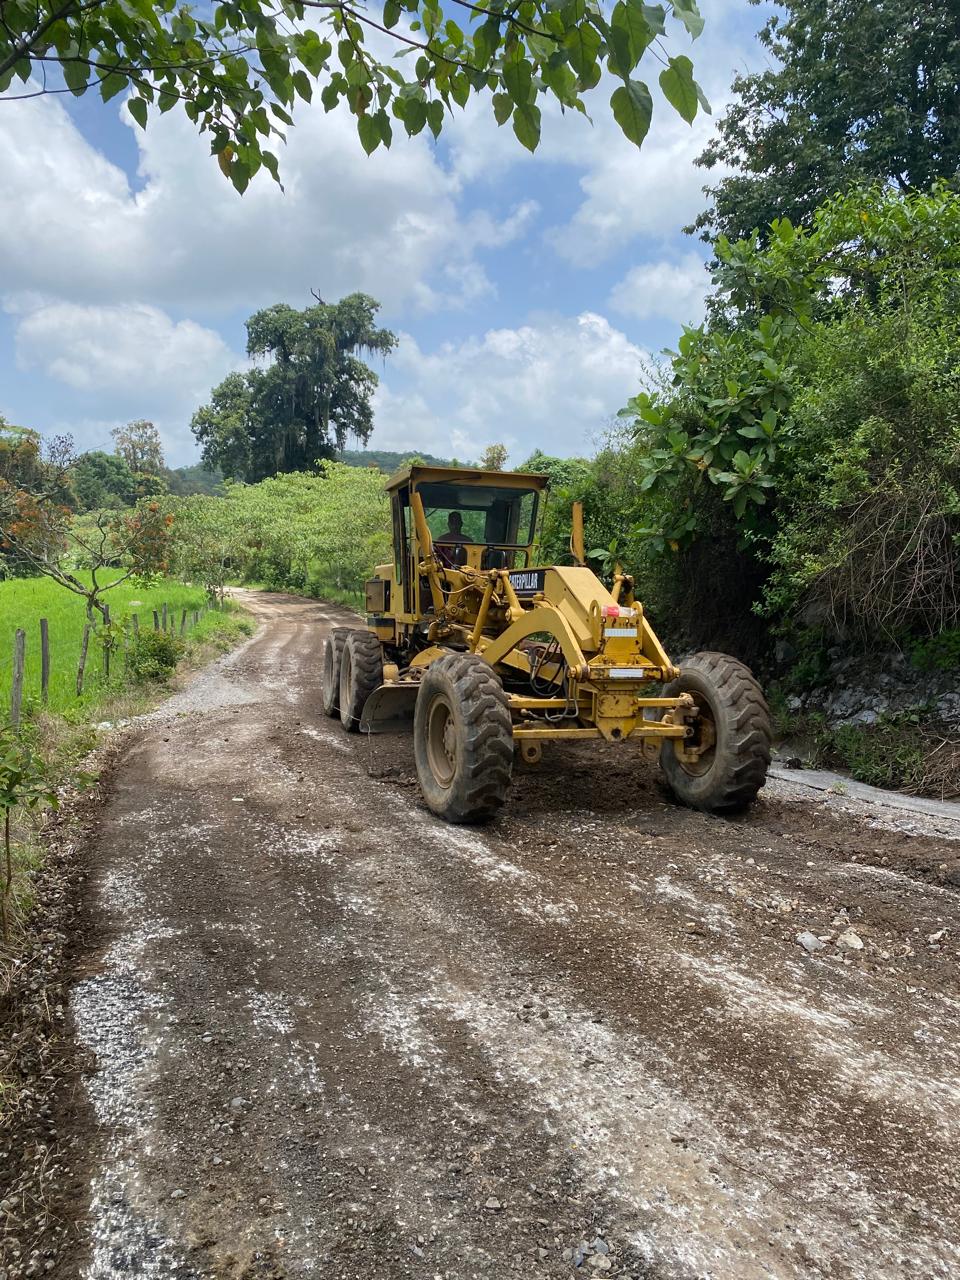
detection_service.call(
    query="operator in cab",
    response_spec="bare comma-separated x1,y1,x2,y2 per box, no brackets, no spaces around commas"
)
435,511,468,567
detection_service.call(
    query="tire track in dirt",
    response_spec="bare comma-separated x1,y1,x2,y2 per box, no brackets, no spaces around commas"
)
40,591,960,1280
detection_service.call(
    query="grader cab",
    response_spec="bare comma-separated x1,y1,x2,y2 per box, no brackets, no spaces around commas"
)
321,464,771,823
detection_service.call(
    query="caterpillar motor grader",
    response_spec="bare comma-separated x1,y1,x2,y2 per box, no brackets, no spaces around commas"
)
321,464,771,823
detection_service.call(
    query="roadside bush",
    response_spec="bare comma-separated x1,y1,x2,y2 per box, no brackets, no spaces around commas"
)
817,715,930,793
129,631,184,683
910,630,960,674
614,183,960,650
764,299,960,640
164,464,390,600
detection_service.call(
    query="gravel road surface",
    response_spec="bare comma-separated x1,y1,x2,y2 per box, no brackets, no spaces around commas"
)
23,592,960,1279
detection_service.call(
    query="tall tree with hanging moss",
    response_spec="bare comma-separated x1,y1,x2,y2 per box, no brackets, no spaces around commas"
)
191,293,396,482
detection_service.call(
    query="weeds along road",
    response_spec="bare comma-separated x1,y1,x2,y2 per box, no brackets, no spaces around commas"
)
49,592,960,1279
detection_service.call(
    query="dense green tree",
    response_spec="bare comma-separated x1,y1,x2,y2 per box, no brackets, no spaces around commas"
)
338,448,454,472
111,419,165,476
0,425,74,576
192,294,396,482
478,443,508,471
690,0,960,244
0,0,710,190
165,465,390,596
162,462,225,497
72,451,139,510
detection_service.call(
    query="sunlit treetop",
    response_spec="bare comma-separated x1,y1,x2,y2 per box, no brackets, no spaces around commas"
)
0,0,709,190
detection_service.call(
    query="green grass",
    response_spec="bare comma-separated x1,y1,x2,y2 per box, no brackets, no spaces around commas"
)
0,573,211,721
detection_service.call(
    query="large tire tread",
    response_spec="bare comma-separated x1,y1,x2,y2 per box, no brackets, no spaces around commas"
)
414,654,513,823
339,630,384,732
320,627,350,717
661,650,771,812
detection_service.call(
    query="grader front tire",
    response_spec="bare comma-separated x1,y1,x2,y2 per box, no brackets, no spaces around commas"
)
660,651,771,813
320,628,350,717
339,631,384,732
414,654,514,824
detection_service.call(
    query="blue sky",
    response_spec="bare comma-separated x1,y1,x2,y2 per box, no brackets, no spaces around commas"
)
0,1,772,467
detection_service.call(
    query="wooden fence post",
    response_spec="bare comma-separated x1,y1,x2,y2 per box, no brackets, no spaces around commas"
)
39,618,49,707
132,613,140,639
180,609,187,637
162,603,168,633
153,609,160,632
77,625,91,697
10,629,25,734
103,604,111,680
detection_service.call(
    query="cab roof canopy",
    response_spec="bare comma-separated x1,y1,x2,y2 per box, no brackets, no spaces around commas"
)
384,463,549,493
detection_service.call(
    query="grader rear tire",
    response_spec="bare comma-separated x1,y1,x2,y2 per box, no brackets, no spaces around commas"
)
414,654,513,824
660,651,771,813
320,628,350,717
339,631,384,732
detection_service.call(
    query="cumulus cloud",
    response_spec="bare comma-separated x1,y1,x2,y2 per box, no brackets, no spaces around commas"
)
0,90,486,315
609,252,711,326
373,312,651,462
443,4,762,264
11,300,238,460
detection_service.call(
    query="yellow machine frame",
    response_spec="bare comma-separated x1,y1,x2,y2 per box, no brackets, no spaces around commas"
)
361,465,703,762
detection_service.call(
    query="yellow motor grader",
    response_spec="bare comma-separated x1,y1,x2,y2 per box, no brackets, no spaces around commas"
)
321,464,770,823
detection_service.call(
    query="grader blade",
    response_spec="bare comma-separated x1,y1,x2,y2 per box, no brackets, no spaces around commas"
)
360,683,418,734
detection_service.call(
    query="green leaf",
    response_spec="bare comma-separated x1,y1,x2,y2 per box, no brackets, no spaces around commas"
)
230,158,251,194
672,0,704,38
473,19,500,66
63,58,89,95
512,100,541,151
659,54,697,123
641,3,666,36
609,79,651,148
563,23,600,78
451,72,470,109
402,97,427,134
127,96,148,129
609,0,653,75
492,92,513,126
376,108,393,146
503,43,533,105
296,31,331,76
383,0,401,28
357,113,381,154
99,71,127,103
427,98,444,138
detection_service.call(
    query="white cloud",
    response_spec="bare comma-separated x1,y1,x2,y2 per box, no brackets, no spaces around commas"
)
11,300,238,461
0,90,483,315
373,312,651,462
609,252,711,325
443,3,766,264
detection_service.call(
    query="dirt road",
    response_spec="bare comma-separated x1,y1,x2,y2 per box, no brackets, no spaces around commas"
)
37,593,960,1278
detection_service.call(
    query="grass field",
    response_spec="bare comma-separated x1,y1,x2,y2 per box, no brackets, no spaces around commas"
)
0,573,211,721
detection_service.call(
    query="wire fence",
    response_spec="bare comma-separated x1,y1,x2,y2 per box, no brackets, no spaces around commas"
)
2,602,213,735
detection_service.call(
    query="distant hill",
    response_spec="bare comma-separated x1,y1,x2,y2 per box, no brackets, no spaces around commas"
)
338,448,462,473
